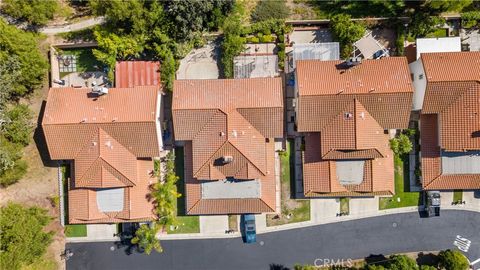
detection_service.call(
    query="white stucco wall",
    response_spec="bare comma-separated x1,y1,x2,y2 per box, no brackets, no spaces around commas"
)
409,59,427,111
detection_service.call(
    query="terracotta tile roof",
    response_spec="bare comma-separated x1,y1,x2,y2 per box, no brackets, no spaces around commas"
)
421,114,480,190
423,81,480,151
173,78,282,215
420,52,480,190
421,52,480,82
296,57,413,96
68,159,157,224
43,87,160,224
296,58,413,131
184,142,276,215
319,99,389,159
302,132,394,197
115,61,161,88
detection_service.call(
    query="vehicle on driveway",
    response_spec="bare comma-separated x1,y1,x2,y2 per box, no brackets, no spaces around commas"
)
241,214,256,243
424,191,441,217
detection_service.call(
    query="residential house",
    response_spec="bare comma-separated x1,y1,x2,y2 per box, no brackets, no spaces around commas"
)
295,57,413,197
420,51,480,190
409,37,461,110
42,85,162,224
172,78,284,214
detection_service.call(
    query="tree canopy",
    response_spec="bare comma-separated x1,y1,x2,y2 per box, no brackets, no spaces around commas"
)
390,133,413,156
0,0,59,26
2,104,34,146
438,250,469,270
0,203,53,270
329,14,366,58
131,223,162,255
0,19,47,97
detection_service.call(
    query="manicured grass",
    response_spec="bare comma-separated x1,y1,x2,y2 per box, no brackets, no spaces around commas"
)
167,147,200,234
340,197,350,214
267,139,310,226
59,47,102,77
453,190,463,202
379,156,421,210
65,224,87,237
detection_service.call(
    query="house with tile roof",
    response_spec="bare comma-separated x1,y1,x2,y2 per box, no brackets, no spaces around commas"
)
42,86,162,224
419,51,480,190
295,57,413,197
172,78,283,214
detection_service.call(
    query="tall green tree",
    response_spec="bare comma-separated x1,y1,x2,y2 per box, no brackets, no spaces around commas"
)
0,203,53,270
0,19,47,96
131,223,162,255
1,0,59,26
2,104,34,146
425,0,472,13
329,14,366,58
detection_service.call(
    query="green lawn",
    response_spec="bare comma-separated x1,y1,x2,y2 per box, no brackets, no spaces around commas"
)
267,139,310,226
59,48,102,77
167,147,200,234
65,224,87,237
453,190,463,202
379,156,421,210
61,164,88,237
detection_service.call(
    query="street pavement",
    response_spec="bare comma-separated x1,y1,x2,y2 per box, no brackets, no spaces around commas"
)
66,210,480,270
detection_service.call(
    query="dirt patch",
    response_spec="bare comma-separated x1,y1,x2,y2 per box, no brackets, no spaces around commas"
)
286,0,317,20
372,27,396,51
0,39,65,269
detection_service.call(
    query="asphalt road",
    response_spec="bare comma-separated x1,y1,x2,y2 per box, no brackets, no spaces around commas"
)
67,210,480,270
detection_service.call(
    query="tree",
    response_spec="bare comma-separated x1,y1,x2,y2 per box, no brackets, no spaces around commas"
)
0,55,22,113
390,134,413,156
0,0,59,26
329,14,366,58
0,136,27,187
438,250,469,270
409,13,446,38
0,203,53,270
387,255,419,270
151,151,181,226
0,19,48,97
419,265,437,270
425,0,472,13
251,0,290,22
131,223,162,255
2,104,34,146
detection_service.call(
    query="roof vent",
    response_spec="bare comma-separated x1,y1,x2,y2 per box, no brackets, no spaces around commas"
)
337,89,344,94
369,88,375,92
92,82,109,96
92,142,97,146
360,112,365,119
112,117,118,122
81,118,87,123
105,141,113,149
220,131,225,137
222,156,233,164
346,57,362,67
231,130,237,138
344,112,353,120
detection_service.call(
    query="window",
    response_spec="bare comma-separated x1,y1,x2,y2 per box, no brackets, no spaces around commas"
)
419,74,424,80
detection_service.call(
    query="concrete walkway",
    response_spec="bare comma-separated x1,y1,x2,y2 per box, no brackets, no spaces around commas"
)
67,224,119,243
199,216,228,234
40,17,105,35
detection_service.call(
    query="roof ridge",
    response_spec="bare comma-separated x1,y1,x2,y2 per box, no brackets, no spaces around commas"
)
228,140,266,176
99,158,136,187
193,140,229,178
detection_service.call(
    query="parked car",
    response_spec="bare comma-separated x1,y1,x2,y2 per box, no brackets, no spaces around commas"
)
242,214,256,243
424,191,441,217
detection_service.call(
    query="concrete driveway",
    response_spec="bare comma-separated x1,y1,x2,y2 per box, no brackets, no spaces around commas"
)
66,210,480,270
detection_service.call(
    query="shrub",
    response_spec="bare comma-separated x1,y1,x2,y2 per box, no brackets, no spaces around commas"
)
0,136,27,187
438,250,469,270
387,254,419,270
390,133,413,156
247,36,260,43
2,104,34,146
260,34,274,43
0,203,53,270
251,0,290,22
131,223,162,255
